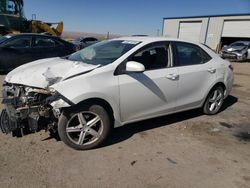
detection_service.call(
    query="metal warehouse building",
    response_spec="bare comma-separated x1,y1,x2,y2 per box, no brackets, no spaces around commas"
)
162,13,250,51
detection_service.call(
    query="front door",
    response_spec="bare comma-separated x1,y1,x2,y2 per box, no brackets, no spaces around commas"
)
118,42,178,122
1,36,33,70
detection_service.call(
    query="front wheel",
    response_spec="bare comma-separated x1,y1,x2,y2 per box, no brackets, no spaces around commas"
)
203,86,224,115
58,104,111,150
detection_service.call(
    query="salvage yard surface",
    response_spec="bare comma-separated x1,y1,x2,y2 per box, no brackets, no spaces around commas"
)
0,63,250,188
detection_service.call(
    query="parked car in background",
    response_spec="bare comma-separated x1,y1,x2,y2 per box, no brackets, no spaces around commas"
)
1,37,234,150
0,34,76,72
220,41,250,61
71,37,99,49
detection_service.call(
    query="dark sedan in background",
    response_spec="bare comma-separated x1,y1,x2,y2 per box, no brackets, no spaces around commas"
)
71,37,99,49
220,41,250,61
0,34,76,72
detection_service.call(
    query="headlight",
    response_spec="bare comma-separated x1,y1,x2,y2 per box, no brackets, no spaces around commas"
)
48,87,57,95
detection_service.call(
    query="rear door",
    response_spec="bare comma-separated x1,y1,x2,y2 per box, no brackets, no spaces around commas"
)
54,40,75,56
173,41,215,110
32,36,61,60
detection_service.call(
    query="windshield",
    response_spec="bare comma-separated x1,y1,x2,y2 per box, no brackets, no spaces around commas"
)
231,42,248,47
68,40,140,66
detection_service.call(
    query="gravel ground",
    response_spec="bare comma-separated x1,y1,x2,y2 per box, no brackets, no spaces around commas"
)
0,63,250,188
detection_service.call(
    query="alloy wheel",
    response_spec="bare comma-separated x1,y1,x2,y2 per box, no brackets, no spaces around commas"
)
208,89,223,113
66,111,104,146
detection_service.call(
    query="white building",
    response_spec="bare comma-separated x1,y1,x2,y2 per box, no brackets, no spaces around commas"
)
162,13,250,50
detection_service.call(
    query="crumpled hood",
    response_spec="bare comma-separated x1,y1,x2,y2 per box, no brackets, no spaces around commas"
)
222,45,247,52
5,57,99,88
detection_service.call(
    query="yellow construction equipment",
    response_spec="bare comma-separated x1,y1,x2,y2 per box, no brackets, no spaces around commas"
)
31,20,63,37
0,0,63,36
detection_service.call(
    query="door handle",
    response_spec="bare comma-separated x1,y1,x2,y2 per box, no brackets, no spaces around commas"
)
166,73,179,80
207,68,216,73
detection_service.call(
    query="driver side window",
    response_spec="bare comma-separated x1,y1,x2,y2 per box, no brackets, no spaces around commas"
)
128,42,170,70
4,36,32,48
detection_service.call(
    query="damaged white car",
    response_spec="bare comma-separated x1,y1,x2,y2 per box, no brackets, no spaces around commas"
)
0,37,234,150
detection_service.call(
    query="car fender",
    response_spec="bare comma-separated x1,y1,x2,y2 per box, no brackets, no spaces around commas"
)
53,77,122,127
71,92,122,127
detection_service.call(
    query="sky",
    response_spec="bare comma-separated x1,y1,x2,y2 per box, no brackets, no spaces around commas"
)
24,0,250,36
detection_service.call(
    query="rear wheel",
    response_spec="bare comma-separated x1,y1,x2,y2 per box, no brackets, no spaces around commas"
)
58,104,111,150
203,86,224,115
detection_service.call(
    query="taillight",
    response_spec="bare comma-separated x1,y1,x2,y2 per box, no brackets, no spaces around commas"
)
229,64,234,72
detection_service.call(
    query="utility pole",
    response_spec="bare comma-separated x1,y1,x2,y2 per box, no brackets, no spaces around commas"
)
107,32,110,39
157,29,160,36
32,14,36,20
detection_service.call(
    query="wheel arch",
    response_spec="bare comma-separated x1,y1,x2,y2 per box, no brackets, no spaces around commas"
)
210,82,226,92
58,97,114,150
64,97,119,127
202,81,226,107
79,98,114,120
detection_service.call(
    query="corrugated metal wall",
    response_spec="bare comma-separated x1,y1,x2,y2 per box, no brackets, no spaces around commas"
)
163,15,250,50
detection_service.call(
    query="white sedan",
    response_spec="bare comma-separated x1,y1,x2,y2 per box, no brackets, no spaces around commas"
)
1,37,234,150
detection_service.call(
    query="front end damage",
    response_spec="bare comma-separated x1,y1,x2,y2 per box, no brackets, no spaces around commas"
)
0,82,71,137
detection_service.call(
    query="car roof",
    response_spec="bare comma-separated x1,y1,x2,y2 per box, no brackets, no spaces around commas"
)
5,33,61,39
112,36,201,45
3,33,74,44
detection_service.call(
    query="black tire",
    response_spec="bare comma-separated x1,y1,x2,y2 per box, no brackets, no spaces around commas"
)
58,104,111,150
203,86,224,115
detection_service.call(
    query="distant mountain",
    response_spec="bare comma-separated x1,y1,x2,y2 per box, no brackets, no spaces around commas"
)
62,31,123,40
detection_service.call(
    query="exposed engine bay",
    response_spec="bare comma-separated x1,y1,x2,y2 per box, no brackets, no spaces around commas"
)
0,56,98,138
0,82,63,137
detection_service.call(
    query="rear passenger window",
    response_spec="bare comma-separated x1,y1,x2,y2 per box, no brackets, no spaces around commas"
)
34,37,56,47
175,42,211,66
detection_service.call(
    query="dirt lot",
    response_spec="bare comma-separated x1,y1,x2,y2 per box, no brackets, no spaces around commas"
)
0,63,250,188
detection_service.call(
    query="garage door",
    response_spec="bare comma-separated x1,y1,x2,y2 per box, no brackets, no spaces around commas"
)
178,22,202,42
222,20,250,38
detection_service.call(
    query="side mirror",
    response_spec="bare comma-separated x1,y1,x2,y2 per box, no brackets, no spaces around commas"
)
126,61,145,73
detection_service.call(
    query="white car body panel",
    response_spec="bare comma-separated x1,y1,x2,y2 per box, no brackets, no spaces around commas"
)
5,57,99,88
176,61,216,111
4,37,234,128
51,64,122,125
118,67,178,122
